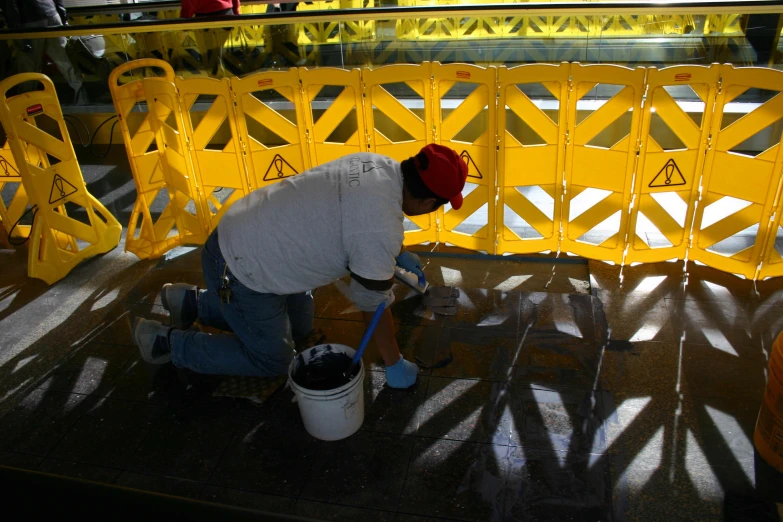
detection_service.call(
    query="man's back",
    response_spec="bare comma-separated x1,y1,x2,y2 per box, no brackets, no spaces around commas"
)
218,153,405,296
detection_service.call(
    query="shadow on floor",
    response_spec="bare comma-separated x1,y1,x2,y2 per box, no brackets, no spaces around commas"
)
1,152,783,521
1,244,782,521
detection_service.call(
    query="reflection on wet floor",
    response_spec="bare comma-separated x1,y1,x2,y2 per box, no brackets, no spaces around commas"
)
1,246,782,521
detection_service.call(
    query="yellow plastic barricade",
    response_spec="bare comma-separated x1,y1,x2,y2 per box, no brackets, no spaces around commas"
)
561,64,646,264
176,77,251,231
109,60,182,260
433,63,497,253
300,67,367,166
296,1,375,46
0,74,121,284
693,65,783,279
497,63,570,255
142,77,211,246
0,139,31,240
626,65,720,265
231,70,310,190
362,63,436,246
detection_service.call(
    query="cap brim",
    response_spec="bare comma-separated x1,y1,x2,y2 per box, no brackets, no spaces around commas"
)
450,193,463,210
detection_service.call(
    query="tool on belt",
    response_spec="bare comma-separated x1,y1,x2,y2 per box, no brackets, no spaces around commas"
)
218,263,231,304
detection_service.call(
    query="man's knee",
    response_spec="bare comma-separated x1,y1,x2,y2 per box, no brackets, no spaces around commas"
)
247,342,294,376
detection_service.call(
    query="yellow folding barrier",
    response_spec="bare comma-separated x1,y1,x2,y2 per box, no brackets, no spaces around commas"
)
0,74,121,284
176,77,252,230
692,65,783,279
300,67,367,166
433,63,497,253
107,59,783,279
231,70,310,190
362,63,436,245
109,60,184,260
626,65,720,265
0,139,31,240
497,63,569,255
142,77,211,246
561,64,646,264
296,1,375,46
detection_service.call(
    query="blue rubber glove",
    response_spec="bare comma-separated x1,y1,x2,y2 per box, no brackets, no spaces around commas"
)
385,355,419,389
396,250,426,287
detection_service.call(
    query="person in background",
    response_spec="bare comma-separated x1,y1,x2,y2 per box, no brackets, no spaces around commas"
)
2,0,88,104
265,1,301,68
180,0,240,18
180,0,240,76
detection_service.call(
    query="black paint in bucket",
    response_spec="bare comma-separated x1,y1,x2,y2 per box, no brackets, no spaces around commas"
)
293,345,360,391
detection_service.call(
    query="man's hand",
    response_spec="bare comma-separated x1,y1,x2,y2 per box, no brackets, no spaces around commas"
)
395,250,426,287
385,355,419,388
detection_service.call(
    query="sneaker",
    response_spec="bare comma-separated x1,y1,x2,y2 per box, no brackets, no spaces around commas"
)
160,283,198,329
133,318,173,364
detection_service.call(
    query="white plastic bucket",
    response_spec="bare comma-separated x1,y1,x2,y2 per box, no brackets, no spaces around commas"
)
288,344,365,441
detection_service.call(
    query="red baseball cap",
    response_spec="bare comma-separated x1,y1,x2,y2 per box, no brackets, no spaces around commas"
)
415,144,468,210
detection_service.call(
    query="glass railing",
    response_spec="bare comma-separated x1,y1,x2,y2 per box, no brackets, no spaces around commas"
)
0,1,780,106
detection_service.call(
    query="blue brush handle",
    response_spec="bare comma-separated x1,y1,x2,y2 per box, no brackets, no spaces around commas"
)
352,301,386,365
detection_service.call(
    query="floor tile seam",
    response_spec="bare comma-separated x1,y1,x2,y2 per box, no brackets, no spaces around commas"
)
76,339,138,349
0,448,50,460
0,384,91,430
52,388,170,409
291,431,332,503
203,420,245,489
36,349,138,391
17,337,126,397
393,427,430,516
112,468,209,490
685,392,764,405
395,508,472,522
404,432,512,447
202,484,300,503
105,401,171,470
312,314,363,323
121,297,165,307
428,373,600,392
292,496,399,517
33,454,125,480
41,399,101,460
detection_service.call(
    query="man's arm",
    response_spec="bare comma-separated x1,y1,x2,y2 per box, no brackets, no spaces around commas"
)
362,307,400,366
54,0,68,25
233,0,241,15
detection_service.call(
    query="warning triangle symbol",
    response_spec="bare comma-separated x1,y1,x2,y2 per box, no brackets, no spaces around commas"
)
460,150,482,179
649,158,686,188
263,154,298,181
149,165,165,185
0,157,19,177
49,173,78,205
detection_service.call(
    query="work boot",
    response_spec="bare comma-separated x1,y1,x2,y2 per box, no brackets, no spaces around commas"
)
160,283,198,329
133,318,173,365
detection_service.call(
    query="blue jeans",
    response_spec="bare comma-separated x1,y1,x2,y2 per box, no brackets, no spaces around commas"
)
170,230,313,376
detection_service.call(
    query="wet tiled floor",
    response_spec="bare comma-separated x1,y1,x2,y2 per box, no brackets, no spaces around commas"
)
1,152,783,521
2,244,783,521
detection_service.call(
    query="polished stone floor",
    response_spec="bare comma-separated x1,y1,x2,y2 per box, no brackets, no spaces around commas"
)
1,149,782,521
